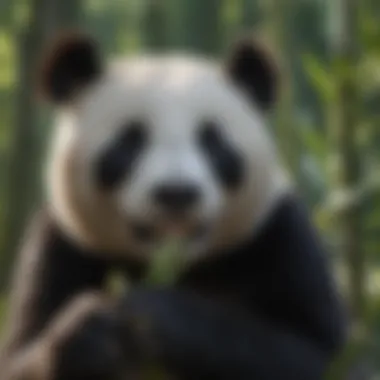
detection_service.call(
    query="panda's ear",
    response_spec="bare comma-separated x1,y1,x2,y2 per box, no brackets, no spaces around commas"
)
38,31,103,103
226,36,279,111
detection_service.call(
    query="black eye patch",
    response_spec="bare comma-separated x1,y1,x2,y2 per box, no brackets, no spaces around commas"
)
95,120,148,190
198,121,245,190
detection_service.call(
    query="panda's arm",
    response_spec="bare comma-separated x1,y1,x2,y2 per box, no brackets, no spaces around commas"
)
120,197,347,380
0,210,114,379
122,288,337,380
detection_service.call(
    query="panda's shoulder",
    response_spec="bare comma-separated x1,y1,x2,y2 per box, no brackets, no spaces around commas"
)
17,206,102,265
181,193,322,283
242,192,322,261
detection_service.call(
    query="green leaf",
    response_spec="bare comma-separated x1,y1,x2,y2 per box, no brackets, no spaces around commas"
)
303,54,335,102
144,237,186,286
0,30,15,90
298,124,328,176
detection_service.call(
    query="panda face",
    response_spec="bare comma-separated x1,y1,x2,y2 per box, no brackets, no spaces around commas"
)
44,36,290,260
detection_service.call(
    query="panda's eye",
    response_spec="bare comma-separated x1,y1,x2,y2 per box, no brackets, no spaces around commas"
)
198,119,245,190
198,120,222,146
120,120,147,146
96,120,148,190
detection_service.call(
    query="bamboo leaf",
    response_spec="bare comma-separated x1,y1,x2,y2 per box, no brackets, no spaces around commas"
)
144,236,186,286
303,54,335,102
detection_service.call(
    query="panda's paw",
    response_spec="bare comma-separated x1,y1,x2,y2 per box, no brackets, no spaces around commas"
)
44,292,131,380
116,288,191,357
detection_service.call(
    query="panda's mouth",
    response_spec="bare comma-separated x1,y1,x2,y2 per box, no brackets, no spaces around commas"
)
131,223,156,242
130,221,209,244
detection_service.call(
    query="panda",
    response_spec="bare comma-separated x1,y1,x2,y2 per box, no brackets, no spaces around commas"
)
0,31,346,380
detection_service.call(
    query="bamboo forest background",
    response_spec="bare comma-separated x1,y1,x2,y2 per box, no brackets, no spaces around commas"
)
0,0,380,378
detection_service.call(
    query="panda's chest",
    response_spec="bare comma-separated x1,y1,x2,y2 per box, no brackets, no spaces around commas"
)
115,248,270,312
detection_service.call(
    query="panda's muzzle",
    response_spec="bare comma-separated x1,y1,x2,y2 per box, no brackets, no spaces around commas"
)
130,218,209,244
152,183,201,215
132,222,156,242
129,183,208,243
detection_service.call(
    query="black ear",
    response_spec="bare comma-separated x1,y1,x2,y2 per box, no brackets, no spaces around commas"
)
226,36,278,111
38,31,103,103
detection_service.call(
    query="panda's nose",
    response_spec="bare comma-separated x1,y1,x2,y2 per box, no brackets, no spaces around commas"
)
153,183,201,213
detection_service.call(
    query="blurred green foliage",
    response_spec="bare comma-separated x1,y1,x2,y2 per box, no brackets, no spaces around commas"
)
0,0,379,378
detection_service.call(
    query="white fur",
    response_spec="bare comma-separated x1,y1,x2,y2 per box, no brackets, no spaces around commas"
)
46,54,291,261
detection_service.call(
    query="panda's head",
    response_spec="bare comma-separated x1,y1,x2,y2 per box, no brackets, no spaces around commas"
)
41,32,290,261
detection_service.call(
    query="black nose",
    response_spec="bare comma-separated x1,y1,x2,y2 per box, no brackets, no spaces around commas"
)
153,183,200,213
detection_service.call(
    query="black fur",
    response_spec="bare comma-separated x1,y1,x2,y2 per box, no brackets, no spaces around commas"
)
0,195,346,380
96,121,148,190
54,309,126,380
39,33,102,102
117,195,346,379
0,211,109,350
198,121,245,190
227,37,278,110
